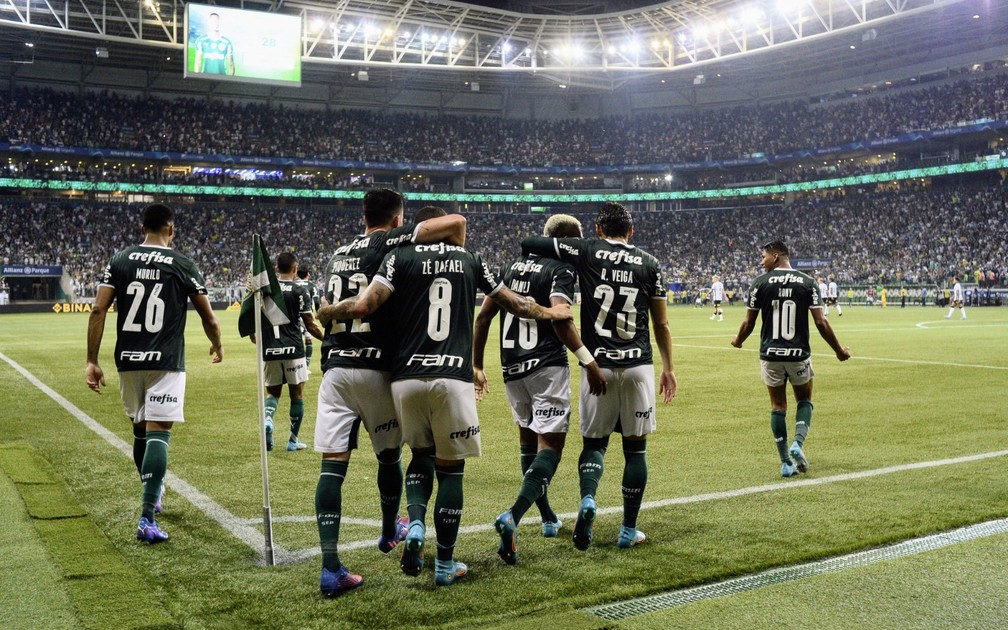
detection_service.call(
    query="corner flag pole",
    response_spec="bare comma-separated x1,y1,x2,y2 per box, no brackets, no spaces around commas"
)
254,272,276,566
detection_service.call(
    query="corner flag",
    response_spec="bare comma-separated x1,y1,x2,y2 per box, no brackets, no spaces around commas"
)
238,234,290,337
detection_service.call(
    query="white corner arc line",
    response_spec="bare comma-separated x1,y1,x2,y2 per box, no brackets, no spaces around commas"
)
0,351,281,561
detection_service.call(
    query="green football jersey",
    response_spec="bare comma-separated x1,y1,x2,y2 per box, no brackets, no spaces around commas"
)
195,36,233,74
745,268,822,361
375,242,503,382
320,225,417,372
100,245,207,372
260,279,310,361
522,236,666,369
497,255,576,382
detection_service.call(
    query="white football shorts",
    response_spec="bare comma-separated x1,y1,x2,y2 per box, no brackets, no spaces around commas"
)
504,365,571,435
391,378,481,460
760,358,815,387
119,370,186,424
264,358,308,387
314,367,401,454
578,364,656,438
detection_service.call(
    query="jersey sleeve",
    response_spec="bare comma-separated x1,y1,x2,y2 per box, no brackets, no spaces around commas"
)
476,255,504,296
179,258,208,296
382,224,419,251
810,283,823,309
550,264,576,303
746,278,761,309
650,262,667,300
521,237,581,264
374,251,397,292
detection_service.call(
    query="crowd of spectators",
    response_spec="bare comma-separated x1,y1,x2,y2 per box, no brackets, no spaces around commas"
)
3,183,1005,302
2,70,1006,168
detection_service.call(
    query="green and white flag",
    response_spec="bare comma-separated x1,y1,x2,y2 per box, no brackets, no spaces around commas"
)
238,234,290,337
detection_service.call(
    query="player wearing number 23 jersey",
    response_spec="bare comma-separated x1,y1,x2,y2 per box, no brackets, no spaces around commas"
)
521,202,677,553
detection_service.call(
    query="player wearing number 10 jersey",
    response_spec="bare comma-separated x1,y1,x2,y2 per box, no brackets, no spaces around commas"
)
731,240,850,479
521,201,677,552
312,191,466,597
86,203,223,545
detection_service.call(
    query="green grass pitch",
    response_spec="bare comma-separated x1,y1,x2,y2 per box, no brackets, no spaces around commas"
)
1,303,1006,628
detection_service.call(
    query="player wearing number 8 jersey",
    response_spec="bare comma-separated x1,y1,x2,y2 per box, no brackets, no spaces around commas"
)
731,240,850,478
320,207,572,587
312,192,466,596
86,203,223,544
521,202,677,552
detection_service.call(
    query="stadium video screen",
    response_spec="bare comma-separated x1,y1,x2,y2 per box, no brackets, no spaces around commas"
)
184,3,301,87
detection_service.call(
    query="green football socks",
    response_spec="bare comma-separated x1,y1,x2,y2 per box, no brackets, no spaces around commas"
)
512,448,560,524
770,410,789,462
289,399,305,441
621,441,647,530
578,437,609,499
795,401,814,447
140,430,170,521
316,459,349,572
376,448,404,539
434,462,465,562
264,395,278,430
131,422,146,476
405,452,435,524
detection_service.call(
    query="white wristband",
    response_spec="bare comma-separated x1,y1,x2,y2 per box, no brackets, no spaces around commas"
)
574,346,594,366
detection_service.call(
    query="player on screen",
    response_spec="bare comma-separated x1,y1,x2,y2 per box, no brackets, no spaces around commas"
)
86,203,223,544
319,208,572,588
827,275,842,316
731,241,850,478
194,12,235,76
311,192,466,597
521,201,677,552
251,252,323,452
817,276,829,316
473,213,606,566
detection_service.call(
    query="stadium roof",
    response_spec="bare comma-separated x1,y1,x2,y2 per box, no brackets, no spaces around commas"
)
2,0,1007,112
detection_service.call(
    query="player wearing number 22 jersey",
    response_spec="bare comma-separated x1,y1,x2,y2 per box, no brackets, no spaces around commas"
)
320,208,572,588
312,190,467,597
522,201,677,553
86,203,223,546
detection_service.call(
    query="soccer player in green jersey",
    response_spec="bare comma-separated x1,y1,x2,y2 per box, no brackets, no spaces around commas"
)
251,252,323,452
312,192,466,597
473,213,607,566
731,240,851,477
193,12,235,76
296,266,320,370
86,203,223,544
319,211,572,588
521,201,677,551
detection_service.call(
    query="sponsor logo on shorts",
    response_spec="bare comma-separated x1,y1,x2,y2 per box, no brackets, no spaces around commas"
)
634,407,653,419
148,393,179,404
285,365,300,373
373,418,399,433
449,425,481,440
534,407,566,419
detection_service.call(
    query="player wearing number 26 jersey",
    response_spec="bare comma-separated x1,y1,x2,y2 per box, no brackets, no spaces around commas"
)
732,241,849,480
521,202,677,553
86,203,223,545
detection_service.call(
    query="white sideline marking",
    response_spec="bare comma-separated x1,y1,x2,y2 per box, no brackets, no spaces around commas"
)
0,351,287,564
8,351,1007,565
673,343,1008,370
